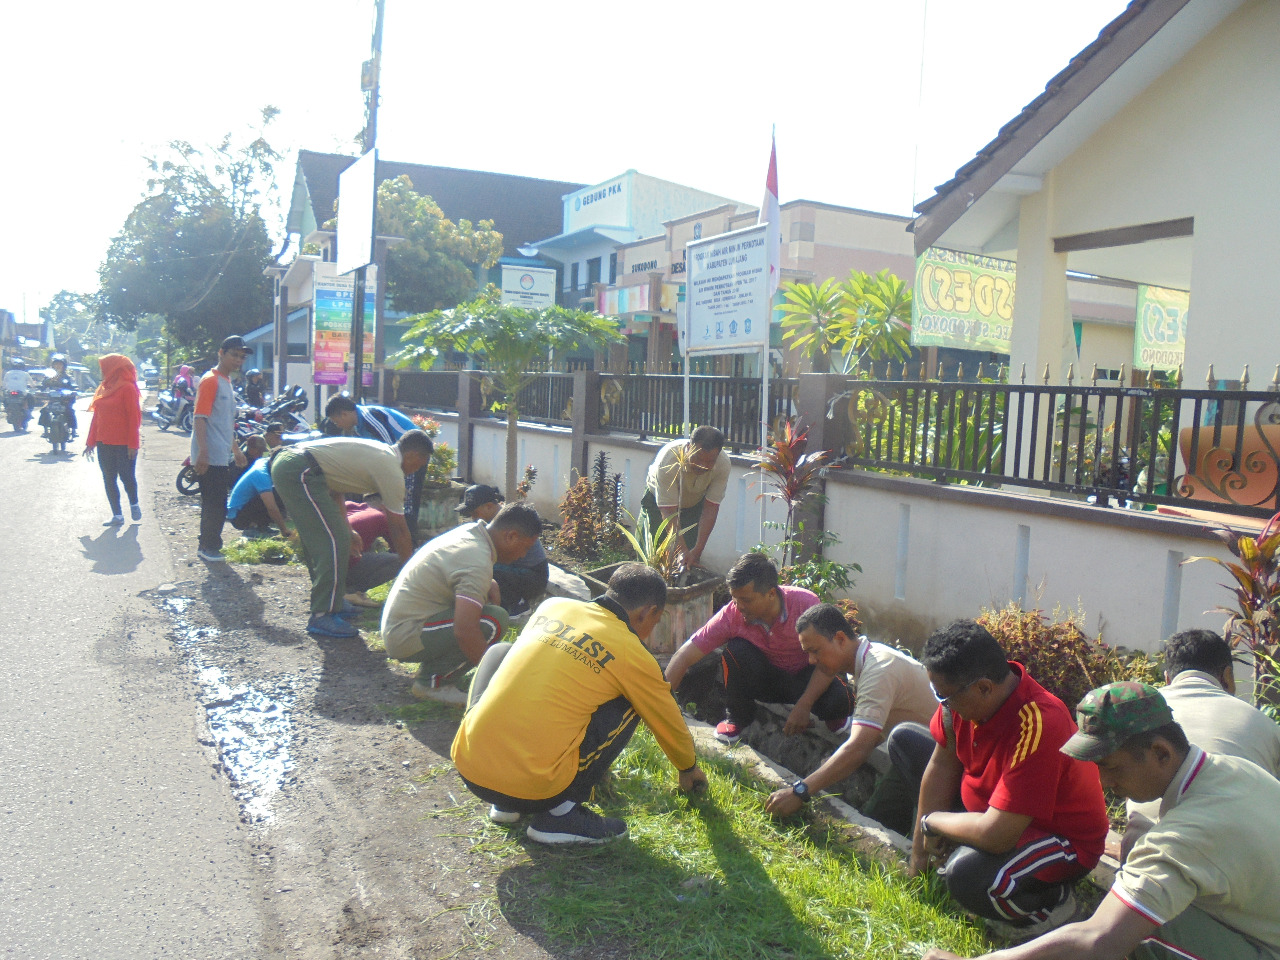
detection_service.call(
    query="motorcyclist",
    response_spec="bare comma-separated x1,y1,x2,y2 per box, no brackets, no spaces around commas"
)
39,354,77,439
244,368,266,408
172,364,196,400
3,360,36,420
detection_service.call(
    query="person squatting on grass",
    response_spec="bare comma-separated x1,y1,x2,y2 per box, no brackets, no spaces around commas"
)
664,552,853,747
924,681,1280,960
380,502,541,702
82,354,143,526
270,432,431,639
890,619,1109,942
762,603,936,834
454,484,550,616
451,563,708,845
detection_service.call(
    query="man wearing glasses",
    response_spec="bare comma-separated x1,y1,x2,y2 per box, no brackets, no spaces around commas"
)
886,619,1109,943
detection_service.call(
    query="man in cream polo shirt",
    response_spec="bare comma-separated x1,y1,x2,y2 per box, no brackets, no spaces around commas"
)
641,425,730,566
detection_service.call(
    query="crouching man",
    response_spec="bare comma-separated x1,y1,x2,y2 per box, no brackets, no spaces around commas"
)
451,563,708,845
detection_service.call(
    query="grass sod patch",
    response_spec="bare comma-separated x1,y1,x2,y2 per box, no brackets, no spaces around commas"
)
222,535,298,565
486,730,986,960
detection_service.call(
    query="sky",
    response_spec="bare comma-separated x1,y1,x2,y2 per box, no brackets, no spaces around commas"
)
0,0,1131,323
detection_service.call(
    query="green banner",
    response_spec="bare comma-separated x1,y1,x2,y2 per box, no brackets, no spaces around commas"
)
1133,284,1188,373
911,248,1016,353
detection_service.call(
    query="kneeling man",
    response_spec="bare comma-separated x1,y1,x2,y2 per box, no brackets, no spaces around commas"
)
452,563,708,845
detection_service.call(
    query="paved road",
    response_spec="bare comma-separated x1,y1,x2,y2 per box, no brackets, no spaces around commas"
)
0,402,264,959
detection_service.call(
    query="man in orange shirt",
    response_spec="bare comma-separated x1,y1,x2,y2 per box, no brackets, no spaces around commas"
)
191,335,249,562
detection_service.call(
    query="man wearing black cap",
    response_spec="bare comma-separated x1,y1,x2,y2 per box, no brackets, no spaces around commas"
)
456,485,549,615
923,681,1280,960
192,335,250,562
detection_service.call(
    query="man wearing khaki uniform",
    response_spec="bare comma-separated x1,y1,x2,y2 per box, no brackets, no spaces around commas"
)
641,425,730,566
382,502,542,701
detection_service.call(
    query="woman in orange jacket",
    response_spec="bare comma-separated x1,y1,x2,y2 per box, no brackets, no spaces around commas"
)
84,355,143,526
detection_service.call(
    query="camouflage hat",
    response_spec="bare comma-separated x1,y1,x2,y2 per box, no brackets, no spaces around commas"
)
1061,682,1175,761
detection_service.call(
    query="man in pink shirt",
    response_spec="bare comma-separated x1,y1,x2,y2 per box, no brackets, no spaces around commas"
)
664,552,852,745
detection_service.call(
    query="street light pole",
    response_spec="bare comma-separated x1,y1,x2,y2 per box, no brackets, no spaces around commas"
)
349,0,386,403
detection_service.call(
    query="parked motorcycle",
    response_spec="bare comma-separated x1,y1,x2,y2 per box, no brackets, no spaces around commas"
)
258,385,311,433
4,391,32,432
44,389,76,453
149,388,193,432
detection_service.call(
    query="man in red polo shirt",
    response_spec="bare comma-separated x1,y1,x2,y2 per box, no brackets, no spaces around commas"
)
664,552,852,745
887,619,1108,941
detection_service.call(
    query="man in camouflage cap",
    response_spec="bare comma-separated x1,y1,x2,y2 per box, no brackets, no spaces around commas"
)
923,680,1280,960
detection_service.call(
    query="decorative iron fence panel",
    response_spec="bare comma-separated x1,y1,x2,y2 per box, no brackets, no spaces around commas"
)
600,374,799,451
839,378,1280,519
511,373,574,425
393,370,459,410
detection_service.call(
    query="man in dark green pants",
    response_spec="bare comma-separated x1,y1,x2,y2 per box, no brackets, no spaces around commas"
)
271,431,432,638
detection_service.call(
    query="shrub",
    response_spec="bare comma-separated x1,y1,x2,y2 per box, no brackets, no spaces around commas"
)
554,452,626,561
976,603,1161,713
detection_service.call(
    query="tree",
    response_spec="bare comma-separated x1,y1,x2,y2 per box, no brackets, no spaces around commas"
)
779,268,913,374
326,174,504,314
392,287,624,494
97,107,280,361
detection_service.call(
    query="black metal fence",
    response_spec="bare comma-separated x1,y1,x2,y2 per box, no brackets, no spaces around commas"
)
600,374,799,451
512,373,574,425
840,377,1280,519
393,370,459,411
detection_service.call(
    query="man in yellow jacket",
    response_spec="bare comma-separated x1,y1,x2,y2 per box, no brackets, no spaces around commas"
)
452,563,708,845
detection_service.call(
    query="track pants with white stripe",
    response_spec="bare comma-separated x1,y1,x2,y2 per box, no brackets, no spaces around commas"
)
270,448,349,616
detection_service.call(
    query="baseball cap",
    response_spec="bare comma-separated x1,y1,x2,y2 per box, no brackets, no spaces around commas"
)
455,484,503,515
1061,682,1175,761
220,335,250,353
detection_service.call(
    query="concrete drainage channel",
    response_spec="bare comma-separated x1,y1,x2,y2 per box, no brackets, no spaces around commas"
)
154,588,301,824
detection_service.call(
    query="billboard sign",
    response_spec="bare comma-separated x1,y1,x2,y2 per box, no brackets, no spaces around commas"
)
500,264,556,310
312,261,376,386
1133,284,1188,373
912,247,1016,354
684,223,771,354
336,149,377,277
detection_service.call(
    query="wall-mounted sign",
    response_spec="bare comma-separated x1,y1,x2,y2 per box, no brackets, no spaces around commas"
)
500,264,557,310
597,284,652,317
684,223,770,354
564,174,630,234
1133,284,1188,372
312,261,376,386
911,247,1016,354
630,259,658,273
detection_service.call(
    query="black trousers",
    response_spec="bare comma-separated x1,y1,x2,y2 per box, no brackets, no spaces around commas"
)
720,636,853,726
96,444,138,516
458,642,639,812
886,722,1084,924
198,465,232,551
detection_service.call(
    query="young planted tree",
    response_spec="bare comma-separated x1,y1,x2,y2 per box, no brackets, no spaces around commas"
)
392,287,624,494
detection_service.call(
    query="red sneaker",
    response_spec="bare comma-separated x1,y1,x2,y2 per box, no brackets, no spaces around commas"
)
714,720,742,746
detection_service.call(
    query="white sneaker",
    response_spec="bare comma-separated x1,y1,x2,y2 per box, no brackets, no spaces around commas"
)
489,805,521,824
410,678,467,705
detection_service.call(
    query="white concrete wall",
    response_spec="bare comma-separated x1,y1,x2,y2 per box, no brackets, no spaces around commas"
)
466,421,574,520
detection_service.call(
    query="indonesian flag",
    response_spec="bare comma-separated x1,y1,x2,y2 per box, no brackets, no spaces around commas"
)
758,133,781,298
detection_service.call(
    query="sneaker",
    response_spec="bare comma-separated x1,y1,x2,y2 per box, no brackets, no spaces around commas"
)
714,720,743,746
526,805,628,845
826,715,852,736
103,515,124,527
129,503,142,522
489,805,522,824
197,547,226,563
409,678,467,704
985,890,1080,944
306,613,359,638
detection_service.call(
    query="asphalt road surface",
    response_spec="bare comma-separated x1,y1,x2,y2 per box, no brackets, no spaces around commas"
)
0,401,264,959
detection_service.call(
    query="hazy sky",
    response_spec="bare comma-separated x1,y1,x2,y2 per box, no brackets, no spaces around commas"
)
0,0,1130,321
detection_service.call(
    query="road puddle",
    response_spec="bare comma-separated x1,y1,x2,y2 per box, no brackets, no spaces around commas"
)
158,594,297,823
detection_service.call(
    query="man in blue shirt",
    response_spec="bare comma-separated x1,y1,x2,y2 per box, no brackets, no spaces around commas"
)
324,394,428,539
227,458,287,535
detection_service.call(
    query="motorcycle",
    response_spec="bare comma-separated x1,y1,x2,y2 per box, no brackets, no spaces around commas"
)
4,391,32,432
44,389,76,453
149,388,193,432
257,385,311,433
176,415,270,495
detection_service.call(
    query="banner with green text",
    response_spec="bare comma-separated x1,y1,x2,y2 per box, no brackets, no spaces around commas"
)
1133,284,1188,373
912,248,1016,354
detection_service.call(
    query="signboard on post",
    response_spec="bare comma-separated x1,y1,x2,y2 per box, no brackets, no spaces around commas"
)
312,261,376,386
912,247,1017,354
500,264,556,310
684,223,771,354
336,149,377,277
1133,284,1188,373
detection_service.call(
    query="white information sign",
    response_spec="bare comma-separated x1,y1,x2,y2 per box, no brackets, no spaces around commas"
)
500,264,557,310
684,223,771,354
336,149,377,276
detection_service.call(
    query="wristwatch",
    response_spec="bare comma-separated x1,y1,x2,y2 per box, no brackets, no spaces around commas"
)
920,813,936,837
791,780,811,803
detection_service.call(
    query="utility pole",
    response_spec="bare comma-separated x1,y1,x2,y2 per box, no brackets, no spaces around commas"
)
349,0,385,402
